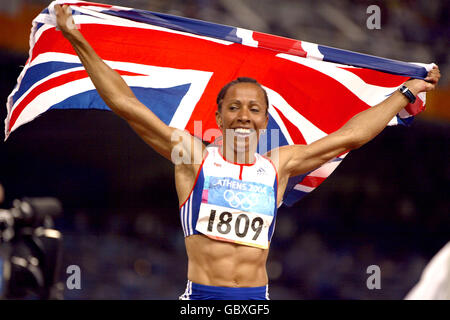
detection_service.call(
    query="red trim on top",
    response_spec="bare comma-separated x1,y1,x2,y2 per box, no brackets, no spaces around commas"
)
178,150,209,209
239,165,244,180
217,147,256,166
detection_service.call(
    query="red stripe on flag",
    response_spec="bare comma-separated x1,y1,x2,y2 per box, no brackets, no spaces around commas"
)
271,105,307,145
60,2,113,8
29,25,255,137
25,23,400,139
8,69,144,133
339,67,409,87
30,29,74,64
253,32,307,57
300,175,325,188
9,70,89,132
262,56,370,134
405,96,425,116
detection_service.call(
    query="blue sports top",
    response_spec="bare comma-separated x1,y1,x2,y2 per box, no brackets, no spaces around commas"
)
179,146,278,249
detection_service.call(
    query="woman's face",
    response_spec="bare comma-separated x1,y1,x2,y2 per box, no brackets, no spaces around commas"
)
216,82,269,153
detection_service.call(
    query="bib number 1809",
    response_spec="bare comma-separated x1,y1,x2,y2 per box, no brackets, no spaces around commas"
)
207,210,263,240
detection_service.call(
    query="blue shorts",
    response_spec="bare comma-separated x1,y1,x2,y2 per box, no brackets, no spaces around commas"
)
179,280,269,300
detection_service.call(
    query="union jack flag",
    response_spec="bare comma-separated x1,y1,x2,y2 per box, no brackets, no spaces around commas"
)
4,1,434,207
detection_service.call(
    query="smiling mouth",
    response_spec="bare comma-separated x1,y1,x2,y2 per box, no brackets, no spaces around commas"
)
233,128,255,138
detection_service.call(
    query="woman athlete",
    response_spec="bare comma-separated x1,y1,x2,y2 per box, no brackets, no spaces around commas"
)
55,4,440,300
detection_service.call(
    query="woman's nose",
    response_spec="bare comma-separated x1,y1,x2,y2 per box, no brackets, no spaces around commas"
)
237,107,250,122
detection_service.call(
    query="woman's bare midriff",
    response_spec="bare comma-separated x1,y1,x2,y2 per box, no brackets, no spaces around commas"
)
185,234,269,287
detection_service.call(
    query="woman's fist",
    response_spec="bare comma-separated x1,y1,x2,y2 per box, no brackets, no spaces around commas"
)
55,4,77,36
405,65,441,96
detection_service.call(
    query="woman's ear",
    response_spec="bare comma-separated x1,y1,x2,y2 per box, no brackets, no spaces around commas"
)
215,110,223,129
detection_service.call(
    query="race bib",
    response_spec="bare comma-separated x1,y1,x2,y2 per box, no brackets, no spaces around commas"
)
196,176,275,249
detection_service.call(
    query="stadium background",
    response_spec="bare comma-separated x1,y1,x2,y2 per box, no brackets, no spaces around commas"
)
0,0,448,299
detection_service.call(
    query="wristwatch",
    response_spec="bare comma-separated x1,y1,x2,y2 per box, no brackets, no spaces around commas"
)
399,85,416,104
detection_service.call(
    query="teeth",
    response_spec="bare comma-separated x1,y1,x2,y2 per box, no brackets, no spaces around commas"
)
234,128,252,134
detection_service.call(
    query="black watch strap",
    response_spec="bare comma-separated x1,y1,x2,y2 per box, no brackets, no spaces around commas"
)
399,85,416,104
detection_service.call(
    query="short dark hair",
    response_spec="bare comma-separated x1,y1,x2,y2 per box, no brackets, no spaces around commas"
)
216,77,269,113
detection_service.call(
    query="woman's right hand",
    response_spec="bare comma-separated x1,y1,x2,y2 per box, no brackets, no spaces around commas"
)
54,4,77,37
